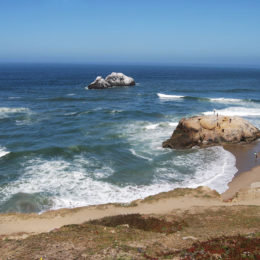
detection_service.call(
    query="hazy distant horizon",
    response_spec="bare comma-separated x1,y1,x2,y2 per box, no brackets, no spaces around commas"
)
1,61,260,70
1,0,260,66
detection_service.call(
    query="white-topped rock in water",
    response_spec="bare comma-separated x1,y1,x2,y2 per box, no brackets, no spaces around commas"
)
86,72,135,89
105,72,135,86
87,76,112,89
163,115,260,149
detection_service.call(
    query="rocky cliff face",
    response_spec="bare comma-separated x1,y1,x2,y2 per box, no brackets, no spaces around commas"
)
163,115,260,149
87,73,135,89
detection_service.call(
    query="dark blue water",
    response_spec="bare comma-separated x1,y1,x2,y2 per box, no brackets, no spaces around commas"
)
0,64,260,213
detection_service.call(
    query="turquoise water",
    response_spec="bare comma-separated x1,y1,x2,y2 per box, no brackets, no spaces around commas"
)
0,64,260,213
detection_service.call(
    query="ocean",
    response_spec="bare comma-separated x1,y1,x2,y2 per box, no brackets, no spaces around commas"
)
0,64,260,213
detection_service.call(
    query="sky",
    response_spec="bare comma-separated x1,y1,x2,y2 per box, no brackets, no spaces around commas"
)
0,0,260,66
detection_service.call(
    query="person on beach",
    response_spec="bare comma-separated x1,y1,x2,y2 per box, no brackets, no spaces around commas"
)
254,152,258,159
213,109,216,115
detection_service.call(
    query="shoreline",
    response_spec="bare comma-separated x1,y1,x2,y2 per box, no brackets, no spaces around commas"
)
0,185,260,237
0,142,260,236
222,140,260,200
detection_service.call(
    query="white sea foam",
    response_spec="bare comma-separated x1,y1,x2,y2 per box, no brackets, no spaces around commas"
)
0,157,175,210
203,107,260,117
67,93,76,96
181,147,237,193
109,109,123,114
64,112,78,116
130,149,152,161
157,93,184,99
169,122,178,127
145,123,160,130
209,97,243,103
8,97,21,100
144,122,178,131
0,146,237,211
0,147,10,158
0,117,238,211
0,107,31,119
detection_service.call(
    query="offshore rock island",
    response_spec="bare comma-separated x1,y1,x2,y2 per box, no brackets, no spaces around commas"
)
163,115,260,149
87,72,135,89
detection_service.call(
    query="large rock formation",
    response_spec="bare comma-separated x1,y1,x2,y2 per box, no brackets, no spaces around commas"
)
105,72,135,86
88,76,112,89
86,72,135,89
163,115,260,149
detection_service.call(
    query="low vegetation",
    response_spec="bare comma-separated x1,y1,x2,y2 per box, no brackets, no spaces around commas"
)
0,205,259,259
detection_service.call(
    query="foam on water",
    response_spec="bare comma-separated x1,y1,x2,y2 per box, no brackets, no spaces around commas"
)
180,147,237,193
0,107,31,119
145,123,160,130
209,97,245,103
0,147,9,158
8,97,21,100
0,156,173,211
0,146,237,211
157,93,184,99
203,107,260,117
129,149,152,161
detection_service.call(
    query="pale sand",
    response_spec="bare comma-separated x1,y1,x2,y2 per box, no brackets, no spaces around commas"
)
221,165,260,200
222,141,260,200
0,186,260,236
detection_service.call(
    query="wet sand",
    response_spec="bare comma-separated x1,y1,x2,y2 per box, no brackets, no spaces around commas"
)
222,140,260,200
224,140,260,174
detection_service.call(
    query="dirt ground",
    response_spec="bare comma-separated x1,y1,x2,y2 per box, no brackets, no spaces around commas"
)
0,205,260,259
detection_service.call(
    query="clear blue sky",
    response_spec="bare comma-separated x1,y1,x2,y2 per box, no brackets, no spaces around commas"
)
1,0,260,66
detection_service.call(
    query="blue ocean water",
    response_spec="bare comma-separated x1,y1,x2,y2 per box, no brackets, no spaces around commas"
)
0,64,260,213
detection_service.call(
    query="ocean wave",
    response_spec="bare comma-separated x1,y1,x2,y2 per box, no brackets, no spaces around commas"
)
209,97,245,103
157,93,184,99
203,107,260,117
129,148,152,161
0,127,238,212
145,123,160,130
144,122,178,130
180,146,237,193
157,93,250,104
0,147,10,158
49,97,86,102
0,157,175,211
8,97,21,100
0,107,31,119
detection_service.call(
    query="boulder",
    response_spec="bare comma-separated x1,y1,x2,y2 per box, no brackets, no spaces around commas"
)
105,72,135,86
87,76,112,89
162,115,260,149
86,73,135,89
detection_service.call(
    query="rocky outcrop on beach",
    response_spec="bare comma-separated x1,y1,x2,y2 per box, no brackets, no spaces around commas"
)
87,72,135,89
163,115,260,149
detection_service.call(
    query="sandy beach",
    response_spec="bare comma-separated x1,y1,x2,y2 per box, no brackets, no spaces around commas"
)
222,141,260,200
0,142,259,237
1,144,260,259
